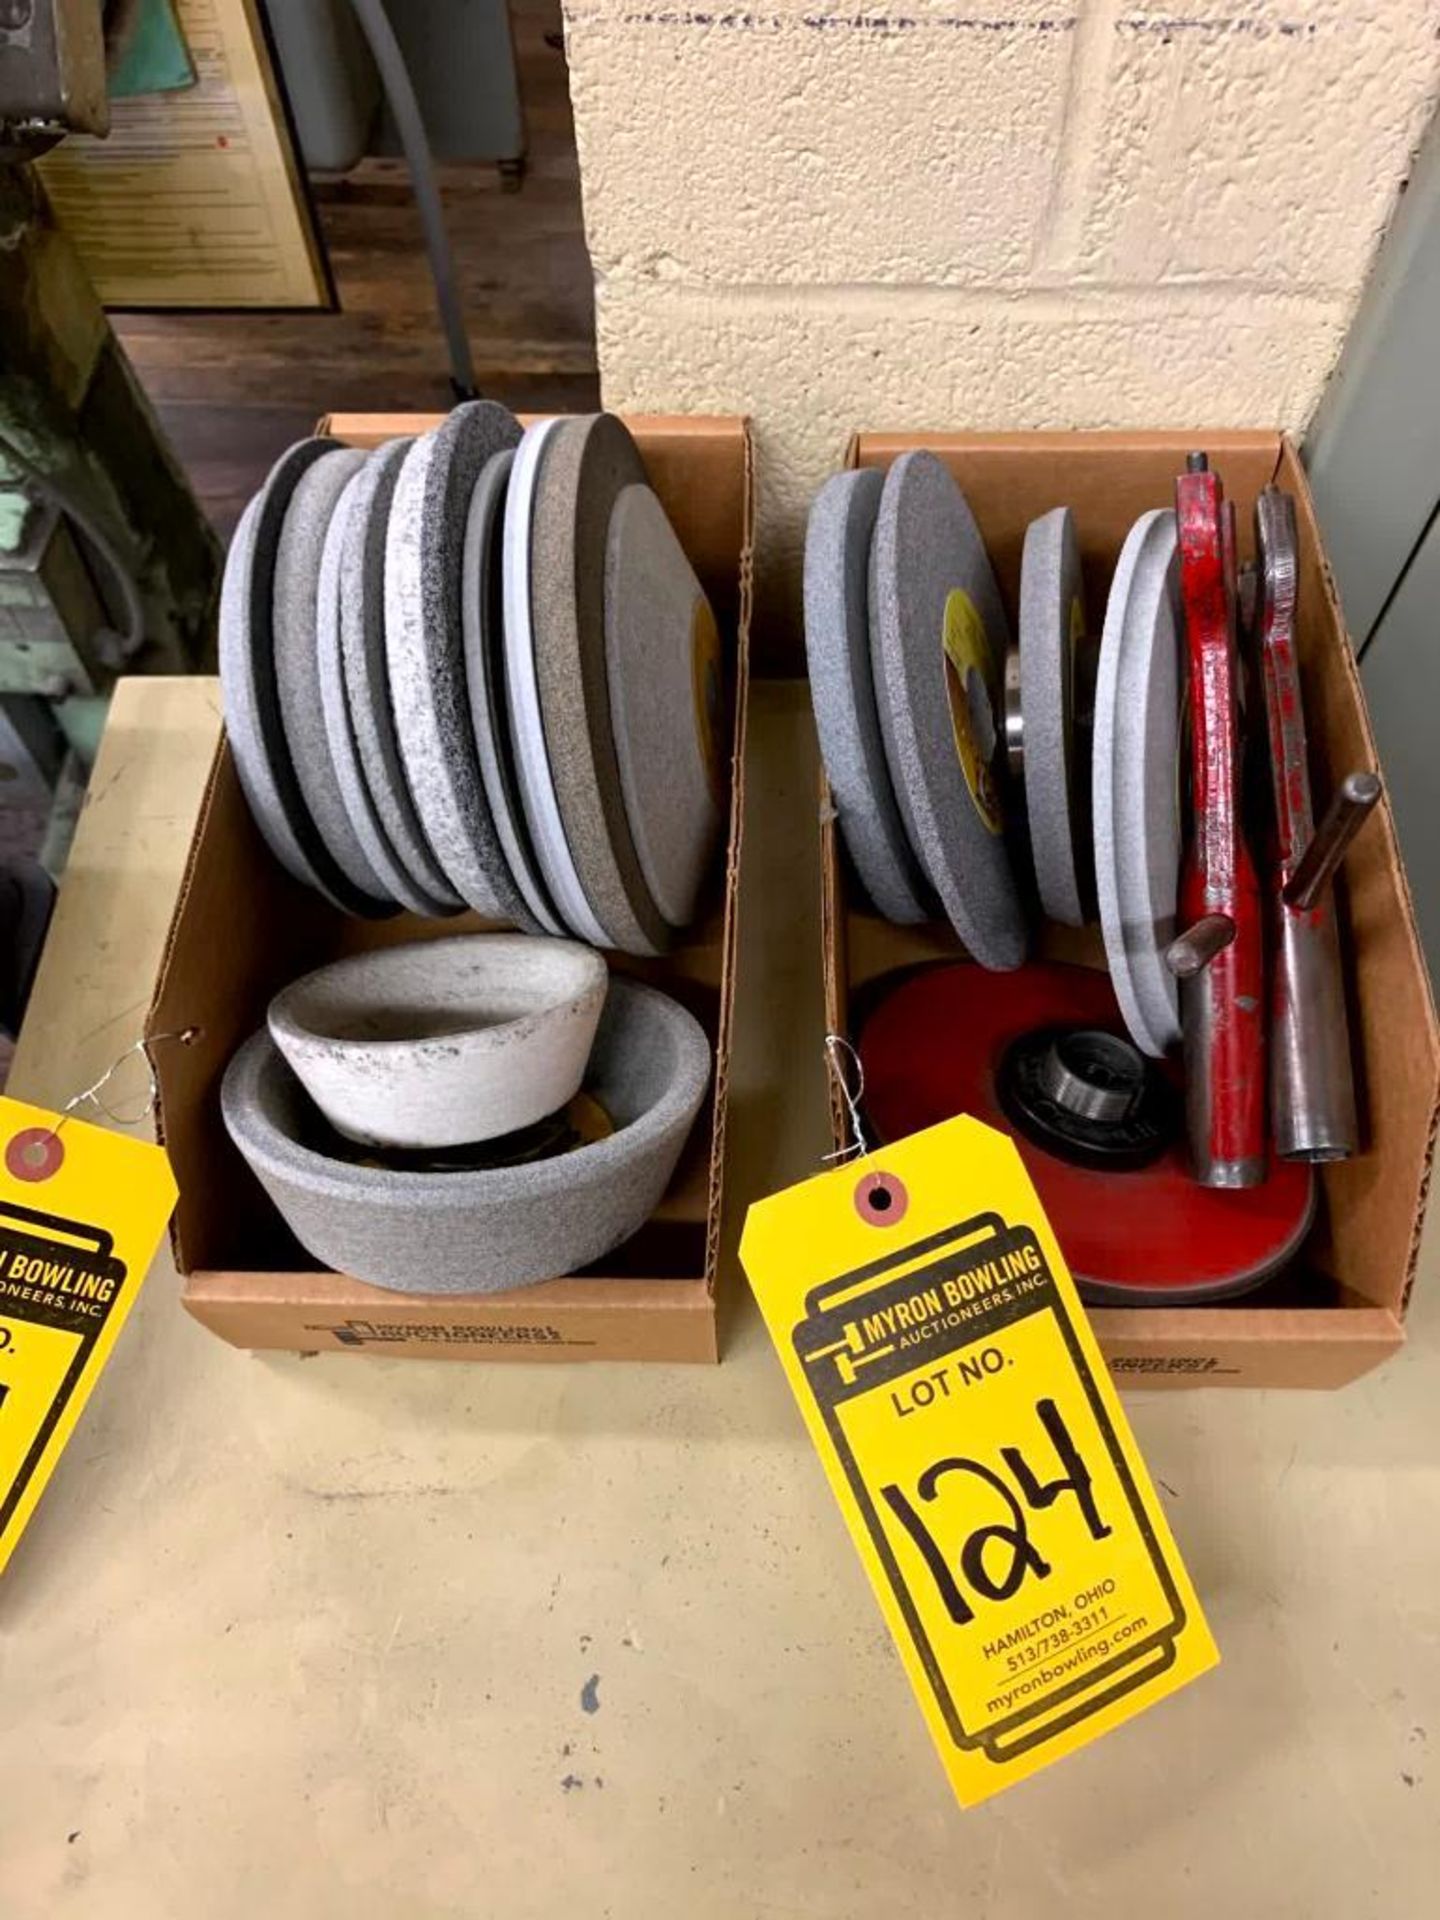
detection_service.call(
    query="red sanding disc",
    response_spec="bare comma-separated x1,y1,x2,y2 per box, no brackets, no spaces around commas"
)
856,961,1314,1303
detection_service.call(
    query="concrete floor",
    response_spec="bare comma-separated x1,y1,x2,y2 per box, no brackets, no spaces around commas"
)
1,678,1437,1917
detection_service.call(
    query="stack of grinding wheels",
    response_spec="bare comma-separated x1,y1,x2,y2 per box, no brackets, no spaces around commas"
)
806,450,1381,1305
220,404,725,955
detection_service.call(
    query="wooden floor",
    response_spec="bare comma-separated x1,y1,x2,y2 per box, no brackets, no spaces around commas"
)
115,0,599,542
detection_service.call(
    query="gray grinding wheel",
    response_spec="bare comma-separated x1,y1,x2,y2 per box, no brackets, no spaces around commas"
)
1092,508,1183,1058
502,419,610,946
385,401,535,925
272,446,395,912
220,437,393,916
804,469,932,924
317,461,452,917
337,438,461,914
604,483,725,929
868,451,1027,970
1018,506,1091,927
530,414,671,956
461,450,565,936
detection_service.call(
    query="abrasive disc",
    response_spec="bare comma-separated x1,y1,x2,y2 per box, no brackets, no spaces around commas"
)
461,449,564,936
272,445,395,911
1018,506,1091,927
385,400,533,925
1093,509,1183,1058
604,482,725,929
856,960,1315,1303
868,451,1027,969
530,414,670,956
501,418,610,947
337,437,461,915
220,437,392,915
317,461,450,916
804,469,932,924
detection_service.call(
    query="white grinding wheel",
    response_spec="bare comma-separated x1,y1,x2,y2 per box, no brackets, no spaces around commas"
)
1018,506,1091,926
1092,508,1183,1058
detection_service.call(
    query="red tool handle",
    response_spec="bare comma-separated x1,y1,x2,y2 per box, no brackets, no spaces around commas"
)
1175,462,1266,1188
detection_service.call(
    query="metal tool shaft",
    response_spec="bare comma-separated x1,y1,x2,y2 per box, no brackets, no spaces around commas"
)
1164,914,1236,979
1283,772,1382,912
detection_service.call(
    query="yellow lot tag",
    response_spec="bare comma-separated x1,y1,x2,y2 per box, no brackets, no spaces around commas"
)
0,1096,177,1576
740,1115,1217,1806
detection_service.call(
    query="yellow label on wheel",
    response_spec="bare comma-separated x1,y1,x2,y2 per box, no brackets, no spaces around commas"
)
941,589,1003,835
0,1096,177,1575
740,1115,1217,1806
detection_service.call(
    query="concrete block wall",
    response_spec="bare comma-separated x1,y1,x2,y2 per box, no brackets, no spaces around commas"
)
562,1,1440,645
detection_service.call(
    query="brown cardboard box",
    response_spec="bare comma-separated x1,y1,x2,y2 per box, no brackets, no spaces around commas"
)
148,413,753,1362
822,430,1439,1389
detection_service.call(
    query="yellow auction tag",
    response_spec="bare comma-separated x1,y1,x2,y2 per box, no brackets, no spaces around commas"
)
740,1114,1217,1806
0,1095,177,1576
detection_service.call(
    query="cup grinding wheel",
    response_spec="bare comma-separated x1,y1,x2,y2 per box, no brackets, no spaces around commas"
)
804,469,934,924
220,437,394,916
529,414,671,956
502,419,611,947
604,483,725,930
336,437,463,915
1017,506,1092,927
856,961,1315,1304
868,451,1027,969
461,449,565,936
1093,509,1184,1058
385,401,536,926
272,445,396,912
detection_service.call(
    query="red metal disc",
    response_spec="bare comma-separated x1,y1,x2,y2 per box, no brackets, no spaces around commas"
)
856,961,1313,1302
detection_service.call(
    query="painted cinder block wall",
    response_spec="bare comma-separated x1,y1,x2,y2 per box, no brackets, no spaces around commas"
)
562,0,1440,646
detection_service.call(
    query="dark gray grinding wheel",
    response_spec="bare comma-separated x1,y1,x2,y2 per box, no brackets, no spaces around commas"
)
530,414,671,956
604,482,724,930
804,469,932,924
317,460,452,916
1018,506,1091,927
272,445,395,912
461,449,565,936
868,451,1028,970
337,437,462,915
220,437,395,916
385,401,535,925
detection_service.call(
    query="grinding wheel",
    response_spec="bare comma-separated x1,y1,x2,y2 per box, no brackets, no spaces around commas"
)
1093,509,1183,1058
385,401,535,926
317,461,452,917
461,450,565,936
337,437,461,915
1017,506,1091,927
856,961,1315,1304
502,419,610,947
272,445,395,912
804,470,933,924
604,482,725,929
868,451,1027,969
220,438,393,916
530,414,670,956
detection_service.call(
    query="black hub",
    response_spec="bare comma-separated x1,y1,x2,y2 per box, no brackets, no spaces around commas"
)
997,1024,1177,1171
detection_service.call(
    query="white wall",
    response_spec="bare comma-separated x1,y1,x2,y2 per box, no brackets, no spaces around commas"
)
563,0,1440,638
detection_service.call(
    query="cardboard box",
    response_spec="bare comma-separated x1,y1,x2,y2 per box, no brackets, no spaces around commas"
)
148,413,753,1362
822,431,1439,1389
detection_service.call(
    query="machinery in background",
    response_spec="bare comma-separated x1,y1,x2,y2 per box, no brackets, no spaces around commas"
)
1,1,220,1035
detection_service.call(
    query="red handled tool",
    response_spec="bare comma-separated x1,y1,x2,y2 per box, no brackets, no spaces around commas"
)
1174,454,1266,1188
1256,484,1380,1160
